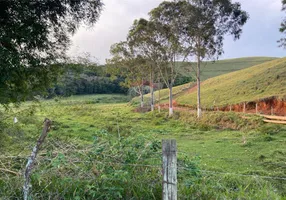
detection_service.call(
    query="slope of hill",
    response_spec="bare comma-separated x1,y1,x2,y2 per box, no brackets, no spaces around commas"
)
197,57,278,81
134,57,278,105
176,57,286,108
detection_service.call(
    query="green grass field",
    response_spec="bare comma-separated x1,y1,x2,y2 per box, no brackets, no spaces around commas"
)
1,94,286,199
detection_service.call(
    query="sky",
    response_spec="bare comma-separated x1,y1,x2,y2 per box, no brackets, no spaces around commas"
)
68,0,285,64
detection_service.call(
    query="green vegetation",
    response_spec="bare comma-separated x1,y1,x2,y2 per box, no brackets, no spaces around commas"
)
0,0,103,105
176,57,286,107
1,95,285,199
1,0,284,198
279,0,286,48
47,64,127,98
134,57,278,106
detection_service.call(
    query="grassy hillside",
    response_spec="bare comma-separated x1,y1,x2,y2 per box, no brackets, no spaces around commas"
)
176,57,286,107
134,57,278,105
133,82,196,105
197,57,278,81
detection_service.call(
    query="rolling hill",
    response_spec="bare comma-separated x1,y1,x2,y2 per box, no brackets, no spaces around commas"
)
134,57,279,105
197,57,278,81
177,57,278,81
176,57,286,108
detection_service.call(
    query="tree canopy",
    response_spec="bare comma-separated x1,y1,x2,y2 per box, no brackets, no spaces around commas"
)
279,0,286,48
0,0,103,105
150,0,248,117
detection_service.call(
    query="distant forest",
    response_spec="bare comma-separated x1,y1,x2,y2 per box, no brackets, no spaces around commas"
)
47,63,193,98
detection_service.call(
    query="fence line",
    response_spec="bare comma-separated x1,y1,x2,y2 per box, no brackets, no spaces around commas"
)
2,157,286,182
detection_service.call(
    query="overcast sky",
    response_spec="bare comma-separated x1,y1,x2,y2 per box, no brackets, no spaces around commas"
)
68,0,285,64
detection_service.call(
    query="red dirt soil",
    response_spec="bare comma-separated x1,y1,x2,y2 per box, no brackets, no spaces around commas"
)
219,97,286,116
157,97,286,116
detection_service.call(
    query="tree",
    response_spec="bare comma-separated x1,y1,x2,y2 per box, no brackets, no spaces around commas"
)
0,0,103,105
107,42,148,108
149,2,189,116
178,0,248,118
128,18,164,112
279,0,286,48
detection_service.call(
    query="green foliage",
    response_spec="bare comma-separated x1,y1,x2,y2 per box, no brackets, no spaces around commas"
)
107,41,149,104
0,0,103,105
279,0,286,48
174,76,194,87
47,62,127,98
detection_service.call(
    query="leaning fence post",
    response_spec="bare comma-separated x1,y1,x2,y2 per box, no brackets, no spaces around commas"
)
23,118,51,200
162,139,177,200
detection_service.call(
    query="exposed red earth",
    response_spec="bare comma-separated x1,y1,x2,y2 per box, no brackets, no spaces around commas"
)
157,97,286,116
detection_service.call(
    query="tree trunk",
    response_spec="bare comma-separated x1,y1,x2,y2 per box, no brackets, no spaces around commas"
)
169,83,173,117
150,70,154,112
197,55,202,118
158,85,161,113
140,85,144,108
140,93,144,108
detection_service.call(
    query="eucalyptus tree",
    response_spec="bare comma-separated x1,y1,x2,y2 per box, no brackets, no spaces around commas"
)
279,0,286,48
178,0,249,118
0,0,103,105
107,42,148,108
128,18,165,112
149,2,185,116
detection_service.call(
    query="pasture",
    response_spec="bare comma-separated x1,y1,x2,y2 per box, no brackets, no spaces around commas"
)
0,94,285,199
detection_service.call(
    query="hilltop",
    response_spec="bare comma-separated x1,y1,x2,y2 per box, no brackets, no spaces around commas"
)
196,57,278,81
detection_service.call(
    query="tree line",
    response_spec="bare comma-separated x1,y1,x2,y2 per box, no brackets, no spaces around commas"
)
44,56,193,98
107,0,249,117
46,63,127,98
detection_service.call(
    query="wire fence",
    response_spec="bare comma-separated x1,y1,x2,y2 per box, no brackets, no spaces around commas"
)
1,136,286,199
1,144,286,181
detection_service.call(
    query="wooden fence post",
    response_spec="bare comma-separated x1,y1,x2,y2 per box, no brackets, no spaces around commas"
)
271,106,274,115
229,105,232,112
243,102,246,113
162,139,177,200
23,119,51,200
